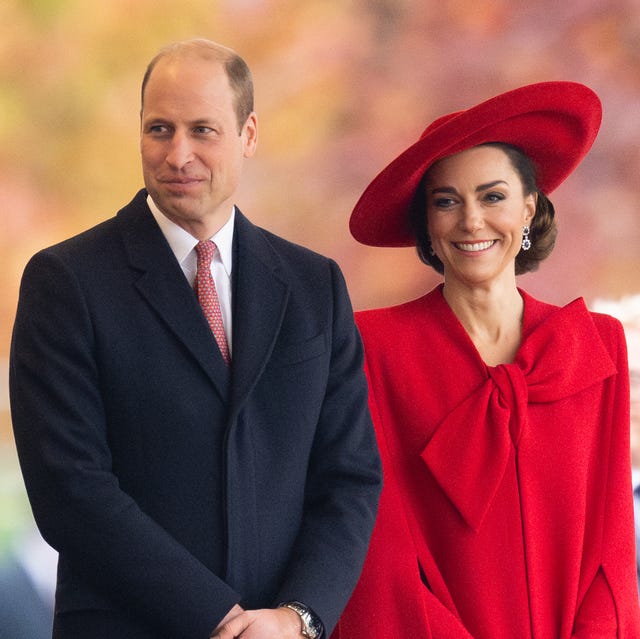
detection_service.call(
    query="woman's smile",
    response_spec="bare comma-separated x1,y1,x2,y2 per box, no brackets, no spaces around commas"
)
454,240,496,252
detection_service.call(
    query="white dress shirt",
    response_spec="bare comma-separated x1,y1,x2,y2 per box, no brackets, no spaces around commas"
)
147,195,234,354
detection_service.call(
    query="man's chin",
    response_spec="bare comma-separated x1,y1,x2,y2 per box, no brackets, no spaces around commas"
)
153,197,202,224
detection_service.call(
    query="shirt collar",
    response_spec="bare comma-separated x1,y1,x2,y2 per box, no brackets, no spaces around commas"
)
147,194,234,276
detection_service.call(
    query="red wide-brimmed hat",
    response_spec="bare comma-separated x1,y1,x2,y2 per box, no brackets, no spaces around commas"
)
350,81,602,247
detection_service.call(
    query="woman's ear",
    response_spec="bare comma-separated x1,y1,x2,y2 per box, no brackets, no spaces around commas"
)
524,191,537,224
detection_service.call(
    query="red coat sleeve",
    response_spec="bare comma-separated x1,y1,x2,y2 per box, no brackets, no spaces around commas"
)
572,315,640,638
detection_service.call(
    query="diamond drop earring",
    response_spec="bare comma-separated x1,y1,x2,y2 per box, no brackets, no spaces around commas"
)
521,225,531,251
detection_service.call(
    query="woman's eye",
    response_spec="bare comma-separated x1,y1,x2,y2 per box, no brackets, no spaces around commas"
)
433,197,456,208
484,192,505,203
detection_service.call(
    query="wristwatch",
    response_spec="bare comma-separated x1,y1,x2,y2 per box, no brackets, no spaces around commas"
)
278,601,324,638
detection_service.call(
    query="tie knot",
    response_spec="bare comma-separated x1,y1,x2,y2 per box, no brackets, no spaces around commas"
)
195,240,216,267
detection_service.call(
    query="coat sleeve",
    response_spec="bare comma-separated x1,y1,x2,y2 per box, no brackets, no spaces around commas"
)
572,316,640,638
272,260,383,636
9,250,241,639
331,359,474,639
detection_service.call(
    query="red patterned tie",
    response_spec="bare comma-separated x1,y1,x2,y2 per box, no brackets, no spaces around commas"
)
195,240,230,365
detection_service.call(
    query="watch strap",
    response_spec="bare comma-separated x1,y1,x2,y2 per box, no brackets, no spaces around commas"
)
278,601,324,638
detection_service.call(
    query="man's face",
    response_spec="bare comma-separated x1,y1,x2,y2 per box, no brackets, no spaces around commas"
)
140,54,257,237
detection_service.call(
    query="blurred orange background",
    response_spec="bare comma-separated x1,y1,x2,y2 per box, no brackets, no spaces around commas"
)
1,0,640,545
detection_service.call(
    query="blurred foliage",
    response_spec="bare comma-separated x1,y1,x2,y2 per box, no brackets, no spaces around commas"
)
0,446,32,555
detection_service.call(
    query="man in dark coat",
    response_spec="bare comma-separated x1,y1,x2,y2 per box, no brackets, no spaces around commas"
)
9,38,381,639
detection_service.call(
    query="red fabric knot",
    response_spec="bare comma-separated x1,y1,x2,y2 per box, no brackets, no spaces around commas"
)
421,298,617,531
195,240,230,365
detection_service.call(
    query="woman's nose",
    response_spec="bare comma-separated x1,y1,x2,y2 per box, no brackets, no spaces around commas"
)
459,201,484,232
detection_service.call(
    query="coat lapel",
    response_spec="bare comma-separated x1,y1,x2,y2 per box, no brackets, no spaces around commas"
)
220,211,290,598
228,210,290,420
116,191,230,400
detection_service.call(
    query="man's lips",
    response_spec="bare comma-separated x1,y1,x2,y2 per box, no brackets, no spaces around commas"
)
159,177,204,185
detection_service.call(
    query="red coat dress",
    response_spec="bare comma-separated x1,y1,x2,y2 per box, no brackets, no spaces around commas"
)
334,285,640,639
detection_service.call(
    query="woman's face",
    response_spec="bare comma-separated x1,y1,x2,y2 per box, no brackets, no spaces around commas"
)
424,145,536,289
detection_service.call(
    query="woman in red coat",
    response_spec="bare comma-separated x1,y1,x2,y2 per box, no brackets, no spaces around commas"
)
334,82,640,638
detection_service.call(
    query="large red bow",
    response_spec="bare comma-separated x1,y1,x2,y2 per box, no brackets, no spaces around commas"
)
421,299,617,531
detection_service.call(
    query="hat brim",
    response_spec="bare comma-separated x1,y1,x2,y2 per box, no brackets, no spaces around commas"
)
350,81,602,247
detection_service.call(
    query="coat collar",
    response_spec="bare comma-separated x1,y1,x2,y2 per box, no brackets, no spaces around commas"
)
421,291,618,531
116,191,230,398
116,190,290,409
228,208,290,418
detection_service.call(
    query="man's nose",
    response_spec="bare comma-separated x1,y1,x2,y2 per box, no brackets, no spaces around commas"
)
165,132,194,168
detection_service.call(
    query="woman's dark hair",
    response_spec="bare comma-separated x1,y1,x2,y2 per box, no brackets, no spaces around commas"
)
411,142,557,275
